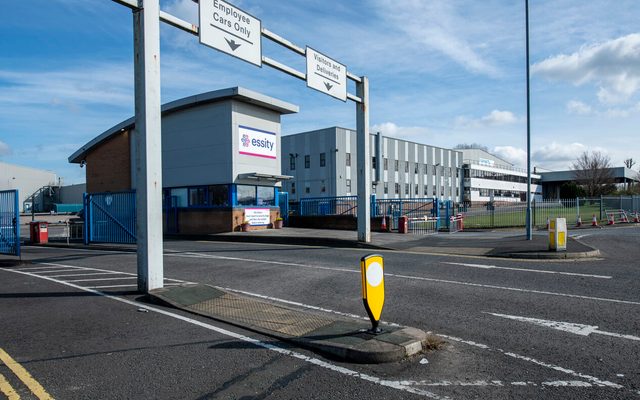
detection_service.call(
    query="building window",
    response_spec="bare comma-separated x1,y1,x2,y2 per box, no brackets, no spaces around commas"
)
395,183,400,194
304,155,310,168
415,184,419,195
372,156,377,169
405,162,409,173
383,158,388,171
415,164,419,174
346,179,352,192
291,182,296,194
384,182,389,194
405,184,409,195
170,188,188,207
320,153,326,167
257,186,275,206
321,180,326,193
394,160,399,172
424,185,428,195
305,184,310,194
208,185,229,206
346,153,351,167
237,185,257,206
189,187,207,207
289,155,296,170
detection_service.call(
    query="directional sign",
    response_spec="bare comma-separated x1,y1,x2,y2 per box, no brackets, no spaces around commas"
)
361,254,384,332
306,47,347,101
199,0,262,67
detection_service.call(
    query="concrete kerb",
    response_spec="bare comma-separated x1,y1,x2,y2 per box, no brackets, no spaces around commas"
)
148,284,429,364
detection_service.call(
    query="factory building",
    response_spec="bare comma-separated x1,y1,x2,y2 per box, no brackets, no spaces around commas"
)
281,127,463,202
69,87,297,233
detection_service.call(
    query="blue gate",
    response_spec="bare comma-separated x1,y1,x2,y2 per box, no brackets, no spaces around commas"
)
84,191,136,244
0,190,20,256
278,192,289,225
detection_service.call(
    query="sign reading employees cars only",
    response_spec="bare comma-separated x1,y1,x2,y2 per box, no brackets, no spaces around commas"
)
238,126,277,159
199,0,262,66
306,47,347,101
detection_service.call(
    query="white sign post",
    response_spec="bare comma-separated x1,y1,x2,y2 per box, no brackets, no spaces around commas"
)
199,0,262,66
306,47,347,102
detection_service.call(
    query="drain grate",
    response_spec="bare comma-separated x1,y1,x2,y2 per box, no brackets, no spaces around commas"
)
188,294,334,337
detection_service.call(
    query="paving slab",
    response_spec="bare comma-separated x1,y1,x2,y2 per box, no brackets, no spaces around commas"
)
149,284,429,364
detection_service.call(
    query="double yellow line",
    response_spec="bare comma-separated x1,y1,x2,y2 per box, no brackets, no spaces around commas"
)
0,348,53,400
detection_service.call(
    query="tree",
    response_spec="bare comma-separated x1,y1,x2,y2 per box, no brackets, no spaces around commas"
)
572,151,615,197
623,158,636,169
454,143,489,152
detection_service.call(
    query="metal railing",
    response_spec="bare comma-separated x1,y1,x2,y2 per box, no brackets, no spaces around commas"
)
408,217,438,235
299,196,358,216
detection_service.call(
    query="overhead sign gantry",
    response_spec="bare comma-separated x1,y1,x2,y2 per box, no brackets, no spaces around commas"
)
110,0,371,292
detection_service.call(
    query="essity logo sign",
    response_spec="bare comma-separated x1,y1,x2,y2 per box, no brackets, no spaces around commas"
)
238,126,276,159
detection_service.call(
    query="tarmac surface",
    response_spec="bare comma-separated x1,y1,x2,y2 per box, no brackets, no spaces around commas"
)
32,226,602,364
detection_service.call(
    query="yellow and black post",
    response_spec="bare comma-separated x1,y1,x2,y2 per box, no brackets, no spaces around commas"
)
360,254,385,334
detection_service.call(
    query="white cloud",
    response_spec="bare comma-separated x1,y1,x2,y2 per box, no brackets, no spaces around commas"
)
372,1,500,76
371,122,428,139
532,33,640,105
566,100,593,115
455,110,518,128
492,146,526,167
0,140,11,157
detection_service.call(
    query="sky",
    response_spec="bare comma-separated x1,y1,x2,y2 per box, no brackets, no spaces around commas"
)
1,0,639,184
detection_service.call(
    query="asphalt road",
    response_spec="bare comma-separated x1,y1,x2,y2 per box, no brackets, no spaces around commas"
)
1,227,639,399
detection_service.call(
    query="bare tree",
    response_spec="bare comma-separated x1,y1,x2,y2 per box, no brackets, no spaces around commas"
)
454,143,489,152
624,158,636,169
572,151,615,197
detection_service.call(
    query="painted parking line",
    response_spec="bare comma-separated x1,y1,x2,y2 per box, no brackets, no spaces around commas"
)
0,347,54,400
2,265,444,399
168,252,640,306
65,277,137,283
0,372,20,400
48,272,126,278
442,262,611,279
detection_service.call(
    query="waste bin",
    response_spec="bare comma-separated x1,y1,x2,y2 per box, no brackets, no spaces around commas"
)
398,216,408,234
29,221,49,244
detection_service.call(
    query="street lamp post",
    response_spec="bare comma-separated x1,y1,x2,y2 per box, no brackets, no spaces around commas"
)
525,0,533,240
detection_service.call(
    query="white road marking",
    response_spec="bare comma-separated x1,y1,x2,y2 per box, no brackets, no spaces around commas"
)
85,284,138,289
48,272,126,278
442,262,611,279
15,263,190,284
487,312,640,342
167,252,640,306
1,264,445,400
542,381,593,387
66,277,137,283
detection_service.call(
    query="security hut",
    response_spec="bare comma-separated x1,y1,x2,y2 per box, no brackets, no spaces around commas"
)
69,87,298,234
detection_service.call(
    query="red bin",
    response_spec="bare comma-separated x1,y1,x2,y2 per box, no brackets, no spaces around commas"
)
29,221,49,244
398,216,409,234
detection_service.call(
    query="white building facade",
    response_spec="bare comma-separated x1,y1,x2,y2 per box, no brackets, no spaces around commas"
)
281,127,463,202
461,149,541,204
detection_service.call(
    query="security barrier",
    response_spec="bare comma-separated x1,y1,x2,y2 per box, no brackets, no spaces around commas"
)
84,191,136,244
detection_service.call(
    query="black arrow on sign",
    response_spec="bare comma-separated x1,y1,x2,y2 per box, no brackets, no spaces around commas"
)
324,82,333,91
225,38,241,51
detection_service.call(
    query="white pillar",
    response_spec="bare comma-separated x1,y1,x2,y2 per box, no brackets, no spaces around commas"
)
356,76,370,243
133,0,164,292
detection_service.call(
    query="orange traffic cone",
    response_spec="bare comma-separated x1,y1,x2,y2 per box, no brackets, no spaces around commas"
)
621,213,628,223
576,216,582,227
591,214,598,227
381,215,387,231
633,212,639,223
608,214,615,225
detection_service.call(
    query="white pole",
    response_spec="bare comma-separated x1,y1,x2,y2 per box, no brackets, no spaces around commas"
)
356,76,371,243
525,0,533,240
133,0,164,292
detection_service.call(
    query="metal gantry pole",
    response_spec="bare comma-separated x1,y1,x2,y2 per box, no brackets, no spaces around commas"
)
133,0,164,291
356,76,371,243
525,0,533,240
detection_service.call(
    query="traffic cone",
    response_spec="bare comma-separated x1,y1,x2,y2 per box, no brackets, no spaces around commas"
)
633,212,639,223
381,215,387,231
591,214,598,227
576,215,582,227
608,214,615,225
621,213,628,223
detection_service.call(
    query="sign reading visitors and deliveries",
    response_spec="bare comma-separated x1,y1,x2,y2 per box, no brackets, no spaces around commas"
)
238,125,277,159
306,47,347,101
199,0,262,66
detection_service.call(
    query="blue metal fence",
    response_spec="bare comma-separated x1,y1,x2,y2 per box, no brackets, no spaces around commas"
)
278,192,289,225
299,196,358,216
0,190,20,256
84,191,136,244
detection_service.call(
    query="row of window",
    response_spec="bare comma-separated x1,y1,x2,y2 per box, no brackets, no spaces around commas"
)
465,169,541,184
166,184,276,208
289,153,457,175
467,188,525,198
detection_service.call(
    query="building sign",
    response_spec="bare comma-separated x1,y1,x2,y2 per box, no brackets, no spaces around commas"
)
479,158,495,167
306,47,347,101
238,125,277,159
244,208,270,226
199,0,262,66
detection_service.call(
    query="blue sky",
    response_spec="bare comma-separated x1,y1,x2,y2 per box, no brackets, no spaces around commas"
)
1,0,639,184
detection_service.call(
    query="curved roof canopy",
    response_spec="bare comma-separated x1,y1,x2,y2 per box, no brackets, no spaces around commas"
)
69,87,299,164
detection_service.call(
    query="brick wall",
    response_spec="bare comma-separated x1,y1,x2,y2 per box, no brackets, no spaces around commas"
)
86,130,131,193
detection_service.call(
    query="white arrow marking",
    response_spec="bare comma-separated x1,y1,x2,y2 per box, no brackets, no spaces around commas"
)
487,312,640,341
444,262,611,279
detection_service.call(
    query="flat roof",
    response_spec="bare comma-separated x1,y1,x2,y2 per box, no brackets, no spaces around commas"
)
541,167,640,183
69,87,299,164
